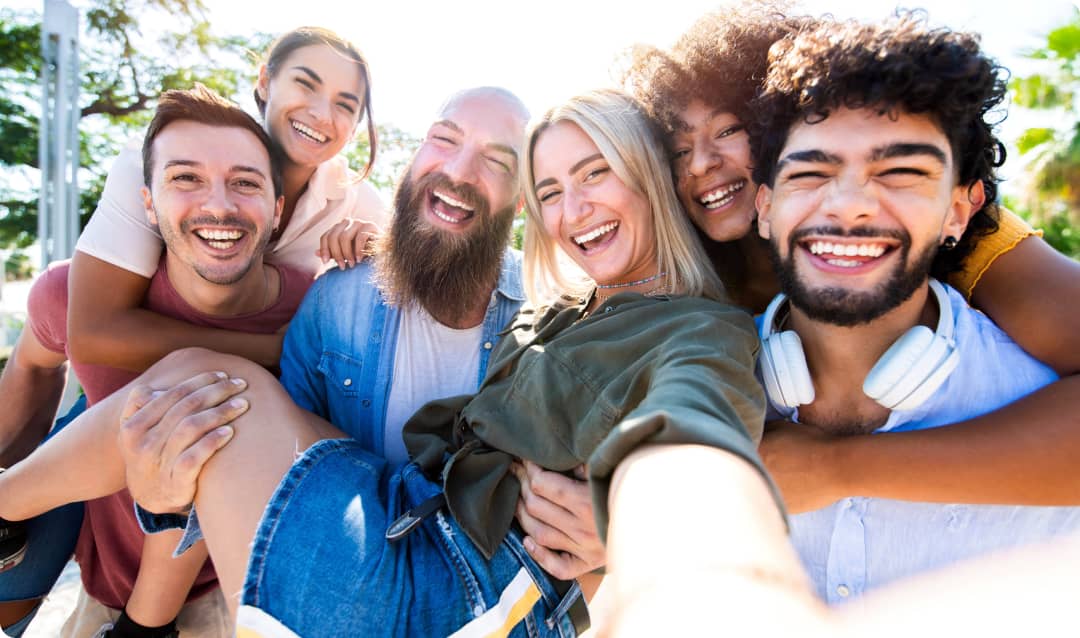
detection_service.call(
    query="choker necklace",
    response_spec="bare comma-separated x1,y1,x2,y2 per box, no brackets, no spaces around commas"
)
594,272,670,307
595,271,667,290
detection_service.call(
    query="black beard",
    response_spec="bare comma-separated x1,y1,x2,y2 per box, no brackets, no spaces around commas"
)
376,169,514,326
770,226,937,327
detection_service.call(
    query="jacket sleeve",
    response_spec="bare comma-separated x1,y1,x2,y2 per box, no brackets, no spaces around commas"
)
585,305,784,543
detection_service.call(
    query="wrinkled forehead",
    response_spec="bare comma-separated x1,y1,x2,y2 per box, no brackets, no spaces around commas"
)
437,92,527,155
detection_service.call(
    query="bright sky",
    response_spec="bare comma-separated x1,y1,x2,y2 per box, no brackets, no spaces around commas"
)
200,0,1077,135
20,0,1080,181
209,0,1077,187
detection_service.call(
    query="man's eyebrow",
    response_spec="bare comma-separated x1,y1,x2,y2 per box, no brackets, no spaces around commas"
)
432,120,517,161
432,119,464,134
232,165,268,178
163,160,266,179
486,143,518,162
533,153,604,191
775,149,842,174
163,159,200,169
870,143,947,164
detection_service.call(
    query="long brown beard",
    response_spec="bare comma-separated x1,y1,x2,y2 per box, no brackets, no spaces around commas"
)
375,170,515,326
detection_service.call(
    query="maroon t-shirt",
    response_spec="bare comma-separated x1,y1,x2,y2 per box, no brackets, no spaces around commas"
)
28,257,310,610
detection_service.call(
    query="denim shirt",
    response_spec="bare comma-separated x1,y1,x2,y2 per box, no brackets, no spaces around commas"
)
767,285,1080,604
138,249,524,549
279,249,525,456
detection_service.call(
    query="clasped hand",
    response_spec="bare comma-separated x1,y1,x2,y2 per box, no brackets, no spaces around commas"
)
511,460,606,580
117,371,250,514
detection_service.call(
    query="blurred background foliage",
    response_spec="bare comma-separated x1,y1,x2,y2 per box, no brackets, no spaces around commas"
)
0,2,1075,276
1011,6,1080,258
0,1,418,275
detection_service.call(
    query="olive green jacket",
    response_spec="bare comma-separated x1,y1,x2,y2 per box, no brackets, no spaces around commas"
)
404,292,778,559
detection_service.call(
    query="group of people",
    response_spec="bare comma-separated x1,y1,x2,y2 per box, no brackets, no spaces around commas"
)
0,4,1076,637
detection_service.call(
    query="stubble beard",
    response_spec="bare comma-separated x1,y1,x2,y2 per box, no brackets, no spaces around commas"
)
160,214,268,286
376,170,515,326
770,226,938,327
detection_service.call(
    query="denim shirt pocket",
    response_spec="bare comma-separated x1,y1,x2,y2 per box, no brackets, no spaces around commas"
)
318,350,364,399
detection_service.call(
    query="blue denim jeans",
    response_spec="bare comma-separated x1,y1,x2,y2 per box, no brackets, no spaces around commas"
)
0,395,87,637
237,439,581,637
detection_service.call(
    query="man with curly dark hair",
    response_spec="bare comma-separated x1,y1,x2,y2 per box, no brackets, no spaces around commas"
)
626,3,1080,539
750,13,1080,603
749,12,1004,282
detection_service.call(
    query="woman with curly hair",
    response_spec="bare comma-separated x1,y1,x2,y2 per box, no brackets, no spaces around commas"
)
625,6,1080,514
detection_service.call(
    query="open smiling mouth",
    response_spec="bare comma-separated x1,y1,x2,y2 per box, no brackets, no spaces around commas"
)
195,228,246,251
291,119,328,144
430,190,476,225
698,179,747,210
804,239,894,268
571,221,619,253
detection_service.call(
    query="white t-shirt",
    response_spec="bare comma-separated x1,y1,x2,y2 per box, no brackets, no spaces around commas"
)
383,306,483,464
76,143,387,278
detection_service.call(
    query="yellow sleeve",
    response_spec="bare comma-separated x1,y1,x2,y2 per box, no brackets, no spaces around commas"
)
948,207,1043,299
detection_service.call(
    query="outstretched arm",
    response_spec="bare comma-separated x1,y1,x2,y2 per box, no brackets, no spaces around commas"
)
599,443,1080,635
598,444,827,635
67,251,286,371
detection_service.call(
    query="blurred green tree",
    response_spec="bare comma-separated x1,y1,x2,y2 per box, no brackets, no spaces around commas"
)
0,1,260,252
345,123,421,197
1011,7,1080,222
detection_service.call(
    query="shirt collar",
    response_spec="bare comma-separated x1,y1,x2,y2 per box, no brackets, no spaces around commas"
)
301,156,350,208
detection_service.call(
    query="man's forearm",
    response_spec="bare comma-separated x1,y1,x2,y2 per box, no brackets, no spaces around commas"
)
832,375,1080,505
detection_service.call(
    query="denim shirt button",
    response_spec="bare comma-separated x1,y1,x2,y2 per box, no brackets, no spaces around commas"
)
836,585,851,597
343,378,352,387
483,341,493,350
361,399,371,407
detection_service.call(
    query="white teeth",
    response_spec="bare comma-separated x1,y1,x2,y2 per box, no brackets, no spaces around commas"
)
196,229,244,241
291,120,328,143
433,190,475,212
699,180,747,208
572,222,618,246
826,258,861,268
807,241,886,258
432,207,462,224
207,240,235,250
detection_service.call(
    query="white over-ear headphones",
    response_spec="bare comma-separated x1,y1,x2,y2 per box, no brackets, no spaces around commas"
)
759,278,959,412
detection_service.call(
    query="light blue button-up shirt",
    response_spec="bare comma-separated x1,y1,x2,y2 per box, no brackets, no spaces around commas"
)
280,250,525,457
772,285,1080,604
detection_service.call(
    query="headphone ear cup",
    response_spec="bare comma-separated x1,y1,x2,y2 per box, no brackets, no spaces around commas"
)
889,347,959,411
761,330,815,408
863,326,934,408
